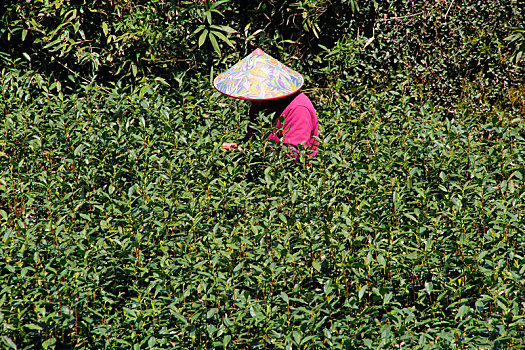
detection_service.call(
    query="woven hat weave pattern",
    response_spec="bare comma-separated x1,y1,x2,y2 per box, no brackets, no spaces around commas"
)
213,48,304,101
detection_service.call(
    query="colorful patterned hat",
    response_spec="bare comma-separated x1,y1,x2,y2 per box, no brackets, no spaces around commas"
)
213,48,304,101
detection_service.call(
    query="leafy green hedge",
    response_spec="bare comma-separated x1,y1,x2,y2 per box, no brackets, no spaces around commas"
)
1,65,524,348
2,1,523,97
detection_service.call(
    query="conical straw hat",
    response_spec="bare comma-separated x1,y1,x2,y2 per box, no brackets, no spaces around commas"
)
213,48,304,101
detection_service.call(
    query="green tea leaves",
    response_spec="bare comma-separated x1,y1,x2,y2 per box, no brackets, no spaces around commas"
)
0,2,524,348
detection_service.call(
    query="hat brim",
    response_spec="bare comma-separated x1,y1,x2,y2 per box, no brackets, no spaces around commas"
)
213,86,303,101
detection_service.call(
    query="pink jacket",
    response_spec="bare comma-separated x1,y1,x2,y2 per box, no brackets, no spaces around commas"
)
267,92,319,157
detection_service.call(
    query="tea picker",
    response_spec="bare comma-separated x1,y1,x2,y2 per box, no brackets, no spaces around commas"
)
213,48,319,158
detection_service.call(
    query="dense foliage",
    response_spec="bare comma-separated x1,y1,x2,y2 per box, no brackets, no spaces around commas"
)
1,0,524,349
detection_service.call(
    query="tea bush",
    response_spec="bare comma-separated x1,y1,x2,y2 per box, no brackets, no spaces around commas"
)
1,1,524,349
1,66,524,349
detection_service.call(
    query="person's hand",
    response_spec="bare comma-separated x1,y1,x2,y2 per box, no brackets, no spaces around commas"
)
221,142,242,151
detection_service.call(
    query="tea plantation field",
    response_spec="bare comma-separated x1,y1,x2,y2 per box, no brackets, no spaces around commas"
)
1,0,525,348
1,68,524,349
